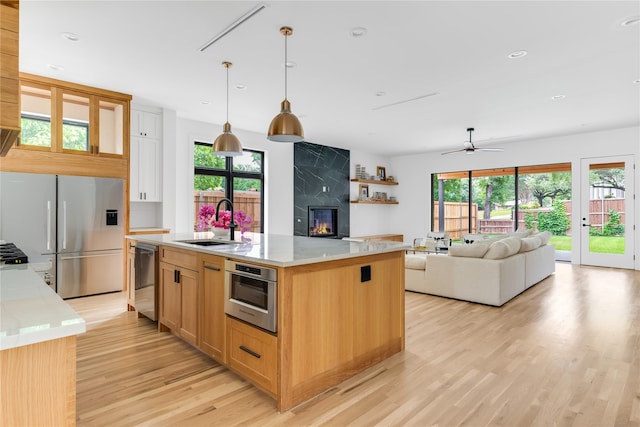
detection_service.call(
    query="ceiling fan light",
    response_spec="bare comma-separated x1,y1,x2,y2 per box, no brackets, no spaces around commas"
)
213,122,243,156
267,99,304,142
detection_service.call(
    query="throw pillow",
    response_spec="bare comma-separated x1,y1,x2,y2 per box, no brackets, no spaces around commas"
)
449,243,490,258
519,236,542,252
484,236,522,259
534,230,552,245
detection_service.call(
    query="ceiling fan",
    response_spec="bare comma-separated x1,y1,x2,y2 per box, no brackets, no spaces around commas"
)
441,128,504,155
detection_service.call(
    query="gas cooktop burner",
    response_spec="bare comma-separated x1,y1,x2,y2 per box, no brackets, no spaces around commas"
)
0,243,28,264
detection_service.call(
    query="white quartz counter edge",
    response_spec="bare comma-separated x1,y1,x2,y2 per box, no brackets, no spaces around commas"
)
1,265,86,350
127,232,409,267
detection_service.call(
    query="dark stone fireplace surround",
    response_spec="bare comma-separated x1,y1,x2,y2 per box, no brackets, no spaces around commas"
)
294,142,350,238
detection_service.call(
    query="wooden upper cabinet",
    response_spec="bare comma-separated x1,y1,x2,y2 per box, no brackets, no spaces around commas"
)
0,1,20,155
14,74,131,160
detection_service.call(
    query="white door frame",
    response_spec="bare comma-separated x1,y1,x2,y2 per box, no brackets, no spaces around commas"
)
579,155,635,269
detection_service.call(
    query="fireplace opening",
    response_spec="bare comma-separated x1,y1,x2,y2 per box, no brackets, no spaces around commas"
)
308,206,338,237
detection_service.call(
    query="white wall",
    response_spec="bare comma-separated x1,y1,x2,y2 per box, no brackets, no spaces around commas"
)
390,126,640,269
165,117,293,235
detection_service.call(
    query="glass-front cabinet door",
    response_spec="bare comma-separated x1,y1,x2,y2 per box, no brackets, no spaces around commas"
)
18,76,128,158
19,83,53,150
98,98,126,156
60,90,91,154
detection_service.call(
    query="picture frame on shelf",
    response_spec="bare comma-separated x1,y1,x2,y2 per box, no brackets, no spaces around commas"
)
359,184,369,200
376,166,386,181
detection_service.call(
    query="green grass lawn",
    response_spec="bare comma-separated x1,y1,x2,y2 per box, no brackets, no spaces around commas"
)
548,235,624,254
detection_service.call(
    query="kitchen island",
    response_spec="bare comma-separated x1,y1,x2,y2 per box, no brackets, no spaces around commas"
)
0,264,86,426
128,232,407,411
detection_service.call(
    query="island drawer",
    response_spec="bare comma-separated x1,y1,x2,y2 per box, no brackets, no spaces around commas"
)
227,317,277,395
160,246,198,270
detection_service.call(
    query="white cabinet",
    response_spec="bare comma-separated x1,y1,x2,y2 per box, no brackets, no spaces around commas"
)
131,110,162,139
130,137,160,201
130,108,162,202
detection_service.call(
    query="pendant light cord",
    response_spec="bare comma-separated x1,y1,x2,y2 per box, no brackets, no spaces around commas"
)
226,64,230,123
284,32,288,100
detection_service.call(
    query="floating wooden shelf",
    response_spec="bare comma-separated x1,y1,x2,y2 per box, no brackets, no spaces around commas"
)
350,200,399,205
350,178,398,186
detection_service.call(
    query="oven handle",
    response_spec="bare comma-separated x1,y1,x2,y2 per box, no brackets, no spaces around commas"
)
226,269,277,284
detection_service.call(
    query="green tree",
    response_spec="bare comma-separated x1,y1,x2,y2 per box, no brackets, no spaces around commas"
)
537,201,570,235
474,176,513,219
602,209,624,236
522,172,571,207
20,117,51,146
590,168,625,192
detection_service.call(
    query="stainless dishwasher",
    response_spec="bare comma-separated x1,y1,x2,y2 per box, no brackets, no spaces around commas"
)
134,243,158,321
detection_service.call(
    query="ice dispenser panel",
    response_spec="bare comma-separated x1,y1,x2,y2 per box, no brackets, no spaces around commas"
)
106,209,118,226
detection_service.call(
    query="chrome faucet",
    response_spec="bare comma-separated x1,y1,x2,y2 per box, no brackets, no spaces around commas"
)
215,198,235,241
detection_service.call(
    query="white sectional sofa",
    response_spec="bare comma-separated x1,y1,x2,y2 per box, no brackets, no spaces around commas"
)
405,231,555,306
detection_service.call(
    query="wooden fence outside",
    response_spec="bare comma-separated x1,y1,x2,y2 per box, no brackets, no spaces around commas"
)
194,190,262,232
436,199,623,237
433,202,478,239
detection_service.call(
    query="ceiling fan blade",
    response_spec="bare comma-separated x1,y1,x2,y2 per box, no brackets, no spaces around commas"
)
475,147,504,152
441,148,467,155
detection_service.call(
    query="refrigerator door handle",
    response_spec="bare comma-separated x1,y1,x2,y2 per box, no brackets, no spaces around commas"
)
60,253,121,261
62,201,67,250
46,200,52,251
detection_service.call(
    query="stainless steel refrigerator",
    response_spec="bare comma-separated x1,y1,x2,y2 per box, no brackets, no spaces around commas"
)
0,172,124,298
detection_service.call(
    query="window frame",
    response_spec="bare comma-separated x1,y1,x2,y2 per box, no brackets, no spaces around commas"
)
194,141,265,233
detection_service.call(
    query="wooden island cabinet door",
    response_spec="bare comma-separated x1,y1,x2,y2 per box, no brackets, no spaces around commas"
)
199,255,226,363
159,261,181,331
179,267,199,345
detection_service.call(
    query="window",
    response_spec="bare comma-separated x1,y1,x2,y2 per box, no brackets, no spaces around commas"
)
194,142,264,233
20,114,51,147
20,114,89,150
432,164,571,257
61,118,89,151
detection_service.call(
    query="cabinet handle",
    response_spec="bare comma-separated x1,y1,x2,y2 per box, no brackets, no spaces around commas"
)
144,192,147,200
140,192,143,200
239,345,261,359
204,265,221,271
95,146,99,154
174,269,181,284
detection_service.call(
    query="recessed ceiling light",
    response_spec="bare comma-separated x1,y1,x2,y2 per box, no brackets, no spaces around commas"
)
350,27,368,37
47,64,64,71
507,50,528,59
551,95,566,100
234,84,247,90
61,32,80,42
283,61,296,68
634,79,640,84
200,100,211,105
375,91,386,97
620,16,640,27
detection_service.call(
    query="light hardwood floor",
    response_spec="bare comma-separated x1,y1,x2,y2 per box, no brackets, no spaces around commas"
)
68,263,640,426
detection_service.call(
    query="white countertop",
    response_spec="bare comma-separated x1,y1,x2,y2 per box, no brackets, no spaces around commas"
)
0,265,86,350
127,232,408,267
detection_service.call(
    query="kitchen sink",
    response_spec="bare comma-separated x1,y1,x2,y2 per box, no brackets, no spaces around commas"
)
176,239,238,246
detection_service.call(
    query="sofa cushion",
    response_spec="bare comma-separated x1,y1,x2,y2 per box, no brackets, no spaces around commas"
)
449,243,490,258
508,228,532,238
534,230,552,245
405,254,427,270
484,236,522,259
519,235,542,252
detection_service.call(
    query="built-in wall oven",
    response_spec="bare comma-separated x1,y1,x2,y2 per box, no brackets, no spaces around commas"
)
224,260,277,333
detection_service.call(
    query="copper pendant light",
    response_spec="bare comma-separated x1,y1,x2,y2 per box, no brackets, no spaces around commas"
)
267,26,304,143
213,61,243,156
